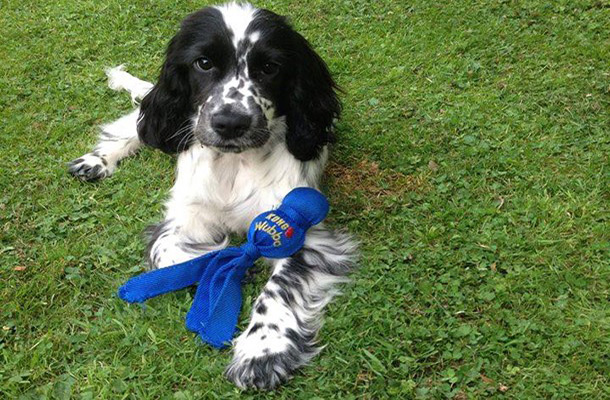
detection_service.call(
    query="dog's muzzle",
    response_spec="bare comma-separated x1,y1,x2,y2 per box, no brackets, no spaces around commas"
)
211,106,253,140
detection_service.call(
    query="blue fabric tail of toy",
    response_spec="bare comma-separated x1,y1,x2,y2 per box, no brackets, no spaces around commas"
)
117,187,329,349
185,247,258,348
118,248,251,349
118,252,217,303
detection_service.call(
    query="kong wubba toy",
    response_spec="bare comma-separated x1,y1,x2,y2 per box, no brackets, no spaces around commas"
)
118,187,329,348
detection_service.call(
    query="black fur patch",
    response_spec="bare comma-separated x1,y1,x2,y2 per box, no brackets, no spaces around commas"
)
255,302,267,315
248,322,263,336
226,87,244,100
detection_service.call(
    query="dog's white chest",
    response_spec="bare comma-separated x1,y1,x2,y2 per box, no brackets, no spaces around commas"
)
172,145,313,233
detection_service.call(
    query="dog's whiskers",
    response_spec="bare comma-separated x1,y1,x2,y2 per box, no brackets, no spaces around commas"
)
167,124,193,141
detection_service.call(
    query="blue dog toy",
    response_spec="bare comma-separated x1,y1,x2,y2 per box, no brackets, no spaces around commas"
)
118,187,329,348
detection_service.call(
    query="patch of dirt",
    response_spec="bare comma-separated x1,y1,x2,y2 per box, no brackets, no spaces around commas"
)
326,159,429,207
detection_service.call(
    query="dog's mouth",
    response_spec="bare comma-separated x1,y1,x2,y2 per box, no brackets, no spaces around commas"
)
196,131,246,153
195,122,272,154
212,144,243,153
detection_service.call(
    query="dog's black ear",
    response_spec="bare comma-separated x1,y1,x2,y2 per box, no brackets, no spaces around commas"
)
285,34,341,161
138,37,194,154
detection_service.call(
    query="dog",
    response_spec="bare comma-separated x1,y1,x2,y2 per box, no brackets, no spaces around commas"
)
68,2,357,389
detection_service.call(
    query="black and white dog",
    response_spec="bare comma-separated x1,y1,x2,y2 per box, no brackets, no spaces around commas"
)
69,2,357,390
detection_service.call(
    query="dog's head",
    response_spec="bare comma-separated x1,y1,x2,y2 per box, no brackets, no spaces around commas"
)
138,3,340,161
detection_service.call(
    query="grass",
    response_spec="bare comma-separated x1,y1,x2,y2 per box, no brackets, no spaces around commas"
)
1,0,608,398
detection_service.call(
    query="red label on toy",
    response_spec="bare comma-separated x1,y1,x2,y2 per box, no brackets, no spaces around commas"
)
285,227,294,238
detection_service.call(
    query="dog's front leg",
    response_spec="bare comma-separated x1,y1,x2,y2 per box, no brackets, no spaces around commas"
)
146,216,229,269
225,227,357,389
69,67,152,181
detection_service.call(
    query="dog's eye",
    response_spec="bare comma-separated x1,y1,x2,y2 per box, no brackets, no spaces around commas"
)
261,62,280,76
194,57,214,71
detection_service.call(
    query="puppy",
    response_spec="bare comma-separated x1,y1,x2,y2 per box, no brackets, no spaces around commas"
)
69,2,357,389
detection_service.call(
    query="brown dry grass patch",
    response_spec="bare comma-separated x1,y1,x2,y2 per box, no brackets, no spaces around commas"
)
325,159,430,208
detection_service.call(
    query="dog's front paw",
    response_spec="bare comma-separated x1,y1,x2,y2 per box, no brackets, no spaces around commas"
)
225,324,318,390
225,350,295,390
68,153,113,181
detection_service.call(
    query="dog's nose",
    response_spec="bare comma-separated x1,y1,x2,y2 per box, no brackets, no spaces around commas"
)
211,110,252,139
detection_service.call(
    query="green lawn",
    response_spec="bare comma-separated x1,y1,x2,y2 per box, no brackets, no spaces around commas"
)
1,0,609,398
